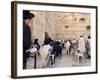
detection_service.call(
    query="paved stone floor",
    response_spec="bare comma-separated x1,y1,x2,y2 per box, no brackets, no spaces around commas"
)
26,49,91,69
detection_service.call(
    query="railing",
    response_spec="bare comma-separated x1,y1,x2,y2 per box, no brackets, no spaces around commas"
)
29,50,39,69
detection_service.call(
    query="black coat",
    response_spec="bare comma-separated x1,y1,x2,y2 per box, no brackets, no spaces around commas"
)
23,23,32,53
53,42,62,57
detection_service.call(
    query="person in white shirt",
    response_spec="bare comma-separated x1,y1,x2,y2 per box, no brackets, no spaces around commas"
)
65,40,71,55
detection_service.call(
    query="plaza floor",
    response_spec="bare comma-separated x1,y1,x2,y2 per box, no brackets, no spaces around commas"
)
26,49,91,69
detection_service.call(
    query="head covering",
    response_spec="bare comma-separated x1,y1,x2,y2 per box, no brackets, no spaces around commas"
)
23,10,35,20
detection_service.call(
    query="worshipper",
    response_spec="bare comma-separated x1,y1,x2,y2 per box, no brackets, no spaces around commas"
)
39,42,52,68
65,40,71,55
73,36,86,62
68,39,73,55
23,10,35,69
48,42,55,66
72,39,77,49
86,35,91,58
78,36,86,56
61,40,65,49
32,39,40,50
70,39,78,55
53,41,62,58
32,39,41,56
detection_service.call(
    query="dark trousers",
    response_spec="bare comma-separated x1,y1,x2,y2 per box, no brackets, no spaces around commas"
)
23,51,27,69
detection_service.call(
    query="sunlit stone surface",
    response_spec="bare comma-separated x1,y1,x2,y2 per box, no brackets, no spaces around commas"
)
30,11,90,44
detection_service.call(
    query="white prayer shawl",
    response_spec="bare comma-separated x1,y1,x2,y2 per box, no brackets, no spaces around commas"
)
39,44,51,68
78,37,86,52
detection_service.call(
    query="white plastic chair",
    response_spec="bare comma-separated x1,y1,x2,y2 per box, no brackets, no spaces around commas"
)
74,49,84,63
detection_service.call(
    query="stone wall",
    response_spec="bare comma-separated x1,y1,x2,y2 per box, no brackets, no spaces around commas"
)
31,11,90,44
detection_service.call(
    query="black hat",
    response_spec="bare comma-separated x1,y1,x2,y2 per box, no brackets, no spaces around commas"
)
23,10,35,20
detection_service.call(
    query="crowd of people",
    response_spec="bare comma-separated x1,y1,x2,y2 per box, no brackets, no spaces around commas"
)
30,34,91,68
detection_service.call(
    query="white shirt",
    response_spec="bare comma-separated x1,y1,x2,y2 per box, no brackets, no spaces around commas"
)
65,41,71,49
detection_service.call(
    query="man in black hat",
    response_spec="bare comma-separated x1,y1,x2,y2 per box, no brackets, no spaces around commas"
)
23,10,35,69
